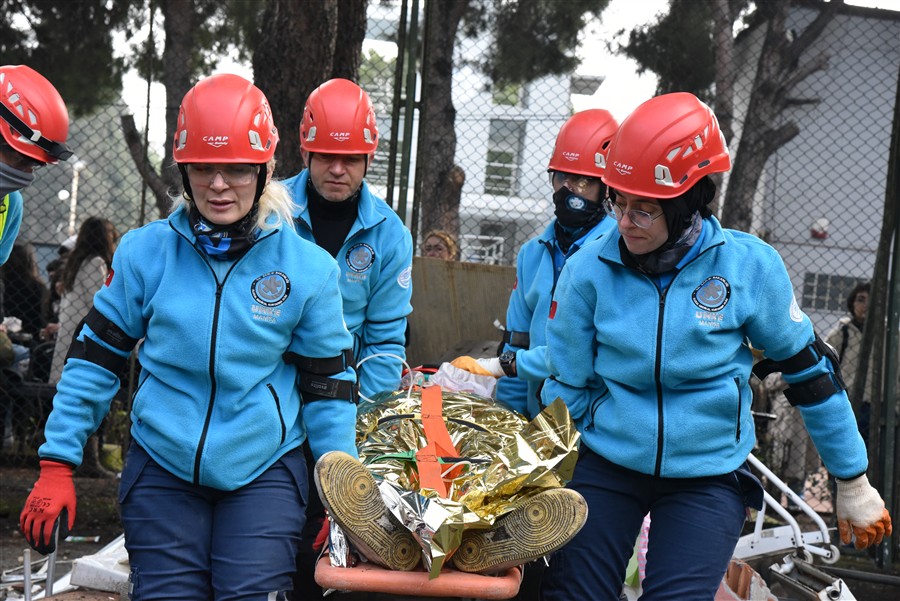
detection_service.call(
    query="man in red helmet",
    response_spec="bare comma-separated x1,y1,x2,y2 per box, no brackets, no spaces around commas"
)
0,65,72,265
282,78,413,598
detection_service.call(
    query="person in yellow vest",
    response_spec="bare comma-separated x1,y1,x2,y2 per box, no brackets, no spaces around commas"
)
0,65,72,264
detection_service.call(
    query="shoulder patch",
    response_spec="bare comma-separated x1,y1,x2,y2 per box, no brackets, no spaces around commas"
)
789,294,804,323
397,265,412,289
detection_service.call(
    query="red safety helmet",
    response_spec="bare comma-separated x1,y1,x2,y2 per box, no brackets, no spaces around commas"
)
173,73,278,164
547,109,619,178
602,92,730,199
0,65,71,164
300,78,378,160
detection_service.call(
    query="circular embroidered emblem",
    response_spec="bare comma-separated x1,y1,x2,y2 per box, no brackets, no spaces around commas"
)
346,243,376,273
251,271,291,307
692,276,730,312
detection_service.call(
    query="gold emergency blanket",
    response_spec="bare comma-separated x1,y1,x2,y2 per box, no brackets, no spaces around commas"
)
351,387,580,577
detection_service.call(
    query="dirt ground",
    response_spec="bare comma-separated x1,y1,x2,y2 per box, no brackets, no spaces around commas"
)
0,467,121,576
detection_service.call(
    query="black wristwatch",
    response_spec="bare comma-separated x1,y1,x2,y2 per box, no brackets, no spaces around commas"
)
498,350,517,377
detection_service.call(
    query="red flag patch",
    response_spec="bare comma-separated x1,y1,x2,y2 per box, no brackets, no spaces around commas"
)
105,268,115,287
549,300,557,319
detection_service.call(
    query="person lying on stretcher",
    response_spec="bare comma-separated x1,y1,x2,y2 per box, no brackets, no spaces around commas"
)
312,367,587,576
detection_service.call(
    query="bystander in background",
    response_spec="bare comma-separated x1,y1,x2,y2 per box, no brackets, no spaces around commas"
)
420,229,459,261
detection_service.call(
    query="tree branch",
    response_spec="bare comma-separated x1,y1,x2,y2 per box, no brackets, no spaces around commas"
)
120,114,170,216
784,0,843,66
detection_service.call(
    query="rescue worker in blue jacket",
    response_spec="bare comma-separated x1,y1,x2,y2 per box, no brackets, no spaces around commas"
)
282,78,413,401
282,77,413,599
19,74,359,601
0,65,72,264
539,92,892,600
452,110,619,420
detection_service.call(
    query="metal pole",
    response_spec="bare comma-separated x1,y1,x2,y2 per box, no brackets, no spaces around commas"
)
23,548,31,601
386,0,409,210
67,158,86,236
397,0,420,231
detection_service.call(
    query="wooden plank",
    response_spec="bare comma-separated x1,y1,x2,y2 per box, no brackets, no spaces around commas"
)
406,257,515,367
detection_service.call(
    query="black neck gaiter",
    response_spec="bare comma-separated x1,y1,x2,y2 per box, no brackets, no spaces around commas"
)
306,179,360,258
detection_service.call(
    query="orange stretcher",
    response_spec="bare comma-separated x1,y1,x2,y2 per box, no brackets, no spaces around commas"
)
315,385,524,598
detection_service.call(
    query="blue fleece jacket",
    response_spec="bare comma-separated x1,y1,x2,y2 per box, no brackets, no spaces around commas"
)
496,217,616,418
541,216,867,480
40,205,358,490
0,191,23,265
282,171,413,400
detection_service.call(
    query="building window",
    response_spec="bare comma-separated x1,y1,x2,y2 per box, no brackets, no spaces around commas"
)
484,119,525,196
801,273,862,312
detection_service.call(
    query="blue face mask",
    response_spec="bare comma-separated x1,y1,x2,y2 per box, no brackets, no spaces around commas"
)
0,161,35,198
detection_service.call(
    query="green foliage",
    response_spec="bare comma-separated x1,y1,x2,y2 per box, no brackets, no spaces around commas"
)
0,0,132,117
127,0,266,86
619,0,717,102
492,82,521,106
359,48,397,113
464,0,610,87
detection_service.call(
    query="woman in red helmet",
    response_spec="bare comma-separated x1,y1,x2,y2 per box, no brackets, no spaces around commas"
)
20,74,359,600
539,93,891,599
0,65,72,264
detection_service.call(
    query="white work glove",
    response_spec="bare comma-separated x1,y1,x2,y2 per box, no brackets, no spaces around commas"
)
449,356,505,378
835,474,892,549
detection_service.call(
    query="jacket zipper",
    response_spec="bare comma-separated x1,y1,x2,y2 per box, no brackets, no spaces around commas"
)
170,223,274,485
734,377,742,442
653,288,668,476
596,233,728,477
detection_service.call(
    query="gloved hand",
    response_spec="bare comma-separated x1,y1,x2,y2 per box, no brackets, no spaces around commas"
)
836,474,892,549
20,460,76,555
450,356,504,378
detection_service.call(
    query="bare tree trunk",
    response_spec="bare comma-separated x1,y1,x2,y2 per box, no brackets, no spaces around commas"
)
254,0,338,178
159,0,196,215
415,0,470,239
709,0,736,217
332,0,369,81
720,0,840,232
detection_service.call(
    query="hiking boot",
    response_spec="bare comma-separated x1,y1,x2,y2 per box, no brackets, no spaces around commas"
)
451,488,587,574
314,451,421,571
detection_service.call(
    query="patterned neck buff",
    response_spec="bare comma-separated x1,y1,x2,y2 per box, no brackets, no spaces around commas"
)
188,203,260,261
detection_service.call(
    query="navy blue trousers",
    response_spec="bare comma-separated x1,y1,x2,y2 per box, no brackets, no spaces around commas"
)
541,449,753,601
119,443,307,600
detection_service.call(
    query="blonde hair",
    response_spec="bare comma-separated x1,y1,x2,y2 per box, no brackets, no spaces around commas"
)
422,229,459,260
174,158,297,230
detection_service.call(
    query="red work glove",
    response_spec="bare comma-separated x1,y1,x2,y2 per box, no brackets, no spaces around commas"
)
20,460,76,555
836,474,893,549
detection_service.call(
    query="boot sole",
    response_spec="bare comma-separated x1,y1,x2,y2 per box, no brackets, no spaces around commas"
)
314,451,420,571
452,488,588,574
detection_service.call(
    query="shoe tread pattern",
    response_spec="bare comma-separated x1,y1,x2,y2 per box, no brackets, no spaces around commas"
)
315,451,420,571
452,488,587,574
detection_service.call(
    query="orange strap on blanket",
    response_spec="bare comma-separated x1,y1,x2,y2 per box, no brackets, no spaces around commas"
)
415,385,462,497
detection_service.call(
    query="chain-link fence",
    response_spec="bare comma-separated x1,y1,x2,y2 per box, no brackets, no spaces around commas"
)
2,0,900,561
